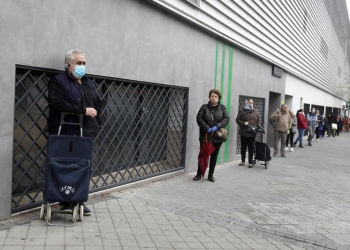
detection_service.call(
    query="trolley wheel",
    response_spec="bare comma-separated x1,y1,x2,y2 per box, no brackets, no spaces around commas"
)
46,204,51,221
39,204,45,220
72,205,78,222
265,162,269,169
79,204,84,221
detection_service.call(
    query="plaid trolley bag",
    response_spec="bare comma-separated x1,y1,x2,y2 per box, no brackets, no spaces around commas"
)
40,113,93,226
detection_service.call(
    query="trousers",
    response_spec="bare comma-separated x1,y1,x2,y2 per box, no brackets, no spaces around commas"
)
273,130,287,156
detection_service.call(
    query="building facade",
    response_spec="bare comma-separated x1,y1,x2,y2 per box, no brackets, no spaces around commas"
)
0,0,349,220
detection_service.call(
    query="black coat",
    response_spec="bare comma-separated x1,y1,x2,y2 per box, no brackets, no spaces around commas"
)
196,102,230,143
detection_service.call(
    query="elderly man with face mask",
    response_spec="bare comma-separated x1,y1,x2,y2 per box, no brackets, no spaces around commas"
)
306,107,318,146
269,104,292,158
47,50,102,216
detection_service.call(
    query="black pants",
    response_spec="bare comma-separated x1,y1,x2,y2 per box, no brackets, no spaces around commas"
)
285,132,295,147
197,142,222,177
336,128,341,136
240,136,255,164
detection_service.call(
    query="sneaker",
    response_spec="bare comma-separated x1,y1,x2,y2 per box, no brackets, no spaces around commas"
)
273,154,278,157
281,155,287,158
80,203,91,216
284,147,288,151
248,164,253,168
59,203,72,214
239,162,245,166
290,148,294,152
316,139,319,142
308,142,312,146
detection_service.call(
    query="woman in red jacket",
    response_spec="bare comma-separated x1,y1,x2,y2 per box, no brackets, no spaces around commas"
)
344,115,349,132
293,109,308,148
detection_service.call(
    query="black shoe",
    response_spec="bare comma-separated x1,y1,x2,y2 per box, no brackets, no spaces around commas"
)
208,176,215,182
308,143,312,146
293,142,297,148
59,203,72,214
79,203,91,216
193,175,201,181
299,145,304,148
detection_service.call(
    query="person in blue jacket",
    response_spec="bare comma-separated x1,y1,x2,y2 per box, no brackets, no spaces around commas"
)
306,107,318,146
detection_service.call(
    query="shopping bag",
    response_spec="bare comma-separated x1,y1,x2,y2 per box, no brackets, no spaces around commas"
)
332,123,337,130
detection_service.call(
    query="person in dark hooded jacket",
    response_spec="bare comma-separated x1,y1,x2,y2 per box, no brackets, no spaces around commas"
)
327,113,336,137
193,89,230,182
235,99,260,168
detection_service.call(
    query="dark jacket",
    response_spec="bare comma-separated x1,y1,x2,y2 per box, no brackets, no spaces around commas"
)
47,69,102,137
328,114,336,125
235,108,260,137
196,102,230,143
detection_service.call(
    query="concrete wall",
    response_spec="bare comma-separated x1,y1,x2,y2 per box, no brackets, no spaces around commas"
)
231,50,286,150
0,0,218,220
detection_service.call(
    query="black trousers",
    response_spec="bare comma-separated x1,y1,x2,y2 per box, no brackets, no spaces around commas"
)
240,136,255,164
197,142,222,177
285,132,295,147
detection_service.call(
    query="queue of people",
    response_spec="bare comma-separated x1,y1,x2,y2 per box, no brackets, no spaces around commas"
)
195,91,348,182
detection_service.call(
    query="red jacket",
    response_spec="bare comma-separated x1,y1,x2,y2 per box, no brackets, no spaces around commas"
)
297,113,308,129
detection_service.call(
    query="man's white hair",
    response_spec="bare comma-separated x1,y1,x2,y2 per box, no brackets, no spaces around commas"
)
65,50,85,68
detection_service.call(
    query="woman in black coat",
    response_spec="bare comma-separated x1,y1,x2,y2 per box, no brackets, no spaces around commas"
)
193,89,230,182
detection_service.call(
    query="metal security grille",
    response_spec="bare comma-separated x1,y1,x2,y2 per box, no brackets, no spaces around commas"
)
12,65,188,213
236,96,265,154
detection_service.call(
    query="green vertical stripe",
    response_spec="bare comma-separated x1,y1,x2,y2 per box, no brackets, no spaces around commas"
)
214,40,219,89
224,46,234,162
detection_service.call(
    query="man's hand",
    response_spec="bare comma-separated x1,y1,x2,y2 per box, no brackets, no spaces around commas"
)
85,107,97,118
244,122,249,126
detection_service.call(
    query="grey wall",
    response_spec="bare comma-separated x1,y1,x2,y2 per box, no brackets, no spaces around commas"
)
0,0,219,220
0,0,286,219
231,50,286,152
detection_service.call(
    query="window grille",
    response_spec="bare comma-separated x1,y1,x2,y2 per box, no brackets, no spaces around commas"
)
12,65,188,213
320,37,328,60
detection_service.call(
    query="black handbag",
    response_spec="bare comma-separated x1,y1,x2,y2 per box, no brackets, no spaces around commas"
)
246,125,257,135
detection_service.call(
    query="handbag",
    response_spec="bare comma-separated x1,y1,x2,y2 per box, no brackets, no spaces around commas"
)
216,127,228,140
246,124,257,135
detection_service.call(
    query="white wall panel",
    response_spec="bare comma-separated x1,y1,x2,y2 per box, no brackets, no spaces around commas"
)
285,72,345,111
147,0,350,100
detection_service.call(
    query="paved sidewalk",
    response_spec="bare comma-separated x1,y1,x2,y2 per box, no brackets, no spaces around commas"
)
1,132,350,249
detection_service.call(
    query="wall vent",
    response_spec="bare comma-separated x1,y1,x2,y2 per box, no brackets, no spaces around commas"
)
187,0,200,7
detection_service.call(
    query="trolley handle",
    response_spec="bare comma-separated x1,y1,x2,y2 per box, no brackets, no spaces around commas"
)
57,112,84,137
